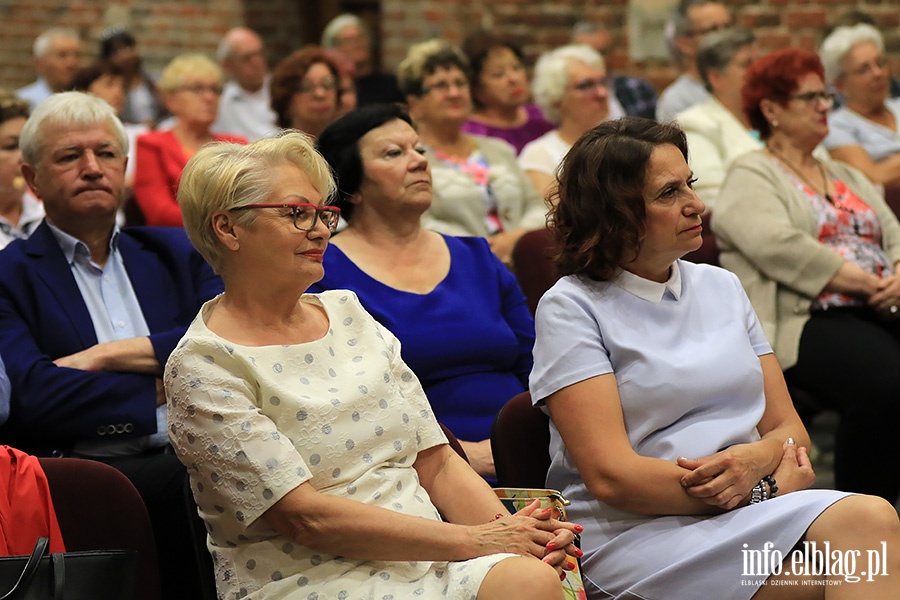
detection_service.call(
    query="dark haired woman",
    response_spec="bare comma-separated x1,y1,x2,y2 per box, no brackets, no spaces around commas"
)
311,104,535,478
714,48,900,502
531,116,900,599
460,30,553,155
98,28,163,126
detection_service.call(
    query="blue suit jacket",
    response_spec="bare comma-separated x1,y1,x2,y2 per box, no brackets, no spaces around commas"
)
0,222,223,453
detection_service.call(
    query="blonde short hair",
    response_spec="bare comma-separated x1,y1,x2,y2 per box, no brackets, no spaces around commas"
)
177,131,336,273
396,39,470,97
157,53,223,92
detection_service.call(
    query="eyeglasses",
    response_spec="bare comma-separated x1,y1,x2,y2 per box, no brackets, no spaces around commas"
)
790,91,836,108
178,84,224,96
485,63,525,80
848,57,888,78
230,203,341,233
296,78,337,94
422,79,469,95
570,77,609,93
689,22,732,38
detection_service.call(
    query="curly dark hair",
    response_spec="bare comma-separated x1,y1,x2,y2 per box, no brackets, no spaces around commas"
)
316,103,413,222
549,117,688,281
270,45,342,129
742,48,825,140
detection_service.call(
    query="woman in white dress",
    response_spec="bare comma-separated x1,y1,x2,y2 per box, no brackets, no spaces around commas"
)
530,117,900,599
820,24,900,187
518,44,619,200
0,91,43,249
164,131,579,600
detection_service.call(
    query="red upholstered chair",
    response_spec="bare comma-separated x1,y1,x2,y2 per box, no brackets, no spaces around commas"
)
439,423,469,462
490,392,552,489
884,186,900,220
38,457,161,600
511,228,561,316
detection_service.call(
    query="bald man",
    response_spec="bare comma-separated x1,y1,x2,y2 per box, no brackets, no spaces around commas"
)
212,27,277,141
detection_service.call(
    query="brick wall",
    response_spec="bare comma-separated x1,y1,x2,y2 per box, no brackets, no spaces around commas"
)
378,0,900,92
0,1,898,94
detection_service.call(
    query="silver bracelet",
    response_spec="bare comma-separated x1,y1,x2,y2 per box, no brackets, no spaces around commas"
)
749,480,768,504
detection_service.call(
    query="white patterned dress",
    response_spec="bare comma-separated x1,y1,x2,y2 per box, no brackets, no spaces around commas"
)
165,290,514,600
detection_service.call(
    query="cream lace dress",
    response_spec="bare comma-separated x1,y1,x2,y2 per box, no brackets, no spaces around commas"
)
165,290,514,600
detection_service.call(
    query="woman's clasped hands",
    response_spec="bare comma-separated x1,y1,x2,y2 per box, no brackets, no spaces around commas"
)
677,438,816,510
471,499,583,579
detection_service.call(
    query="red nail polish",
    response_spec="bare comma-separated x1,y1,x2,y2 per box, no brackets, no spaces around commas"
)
559,572,566,581
573,524,584,533
567,561,575,570
575,548,584,557
546,542,557,551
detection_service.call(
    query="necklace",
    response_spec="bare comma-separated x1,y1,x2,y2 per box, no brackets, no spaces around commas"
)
766,146,832,201
766,146,860,235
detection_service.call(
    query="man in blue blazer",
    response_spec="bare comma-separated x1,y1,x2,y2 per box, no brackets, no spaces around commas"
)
0,92,221,599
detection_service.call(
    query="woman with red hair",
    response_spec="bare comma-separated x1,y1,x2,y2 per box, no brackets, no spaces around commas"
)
713,48,900,503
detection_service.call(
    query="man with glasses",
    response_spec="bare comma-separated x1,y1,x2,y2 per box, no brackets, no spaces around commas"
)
0,92,222,599
213,27,278,141
656,0,733,121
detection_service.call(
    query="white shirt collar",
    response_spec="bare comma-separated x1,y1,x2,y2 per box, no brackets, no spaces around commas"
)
612,262,682,303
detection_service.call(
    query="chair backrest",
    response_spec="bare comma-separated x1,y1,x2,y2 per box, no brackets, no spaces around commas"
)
884,186,900,220
38,457,161,600
490,391,552,489
439,423,469,462
512,228,560,315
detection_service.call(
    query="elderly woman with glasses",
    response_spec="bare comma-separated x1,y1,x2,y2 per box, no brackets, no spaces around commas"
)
0,92,42,249
518,44,618,200
166,132,579,600
820,24,900,187
398,39,545,265
714,48,900,503
269,46,343,139
133,53,247,227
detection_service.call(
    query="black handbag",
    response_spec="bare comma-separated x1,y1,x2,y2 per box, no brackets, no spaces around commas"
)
0,537,136,600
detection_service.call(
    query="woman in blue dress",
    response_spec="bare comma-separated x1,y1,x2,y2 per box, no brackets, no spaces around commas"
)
311,104,535,478
530,117,900,599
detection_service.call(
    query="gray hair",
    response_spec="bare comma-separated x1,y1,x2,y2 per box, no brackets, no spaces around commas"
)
531,44,605,123
667,0,725,62
33,28,79,59
178,131,336,273
819,23,884,84
696,27,756,91
570,21,606,42
20,91,128,168
321,14,367,48
215,27,254,64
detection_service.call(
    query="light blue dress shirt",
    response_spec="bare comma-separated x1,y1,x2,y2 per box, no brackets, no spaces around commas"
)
15,78,53,110
48,223,168,455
